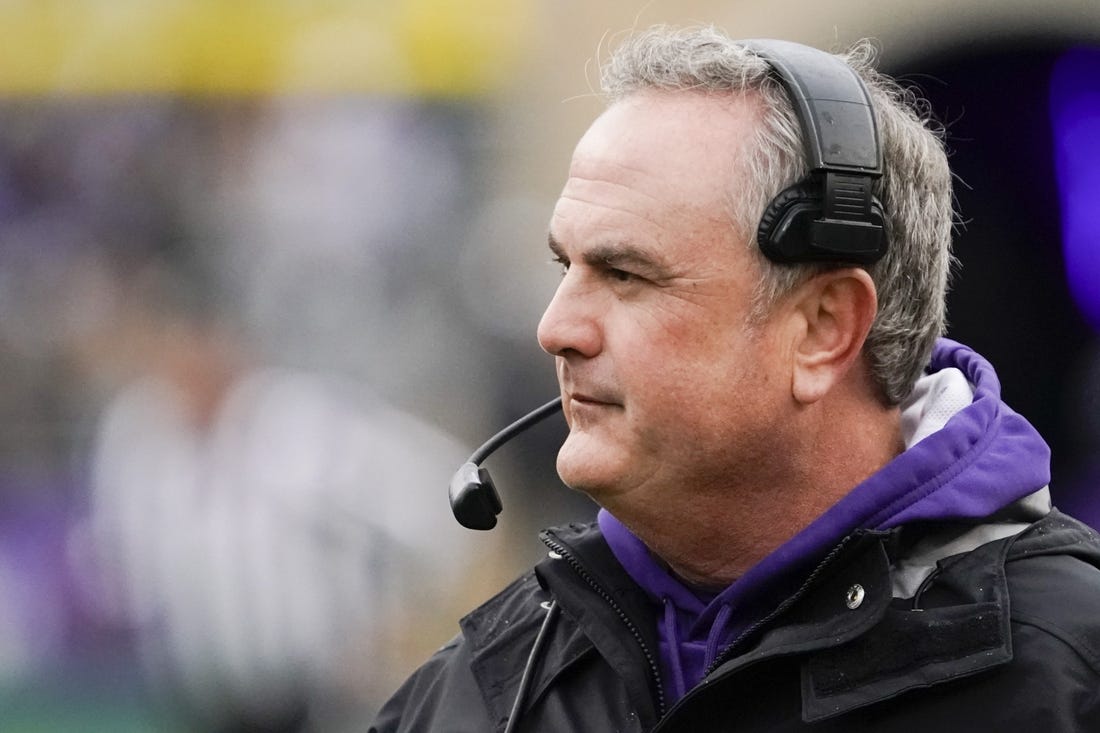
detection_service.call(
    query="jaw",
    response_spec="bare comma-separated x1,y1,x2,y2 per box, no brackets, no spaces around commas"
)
555,420,626,495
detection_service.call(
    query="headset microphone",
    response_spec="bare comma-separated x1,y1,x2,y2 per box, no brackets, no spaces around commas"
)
449,397,564,530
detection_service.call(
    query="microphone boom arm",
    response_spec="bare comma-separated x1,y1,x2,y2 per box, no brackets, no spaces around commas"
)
449,397,563,530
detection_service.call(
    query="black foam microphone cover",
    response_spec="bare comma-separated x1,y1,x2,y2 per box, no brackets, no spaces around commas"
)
449,462,503,530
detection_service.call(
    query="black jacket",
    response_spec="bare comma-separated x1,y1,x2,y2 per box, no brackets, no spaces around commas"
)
371,510,1100,731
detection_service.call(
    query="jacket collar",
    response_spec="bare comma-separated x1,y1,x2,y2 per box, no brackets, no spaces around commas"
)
660,522,1014,724
795,528,1014,722
536,522,665,725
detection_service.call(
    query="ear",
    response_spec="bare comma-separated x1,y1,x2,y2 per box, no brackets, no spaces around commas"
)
788,269,878,405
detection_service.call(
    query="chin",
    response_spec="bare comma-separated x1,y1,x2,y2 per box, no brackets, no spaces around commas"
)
555,433,623,496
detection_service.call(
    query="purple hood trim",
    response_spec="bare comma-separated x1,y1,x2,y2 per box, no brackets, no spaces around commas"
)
600,338,1051,704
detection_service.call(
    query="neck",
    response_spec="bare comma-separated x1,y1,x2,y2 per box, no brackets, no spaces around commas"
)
607,395,903,588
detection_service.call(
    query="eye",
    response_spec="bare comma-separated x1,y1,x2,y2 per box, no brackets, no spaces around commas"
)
609,268,634,283
550,254,570,276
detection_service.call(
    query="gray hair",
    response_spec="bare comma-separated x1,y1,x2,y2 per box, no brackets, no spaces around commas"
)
600,26,954,405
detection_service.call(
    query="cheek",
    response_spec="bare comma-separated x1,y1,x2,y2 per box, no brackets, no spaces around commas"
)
609,295,766,400
632,316,739,386
619,335,730,428
639,329,773,421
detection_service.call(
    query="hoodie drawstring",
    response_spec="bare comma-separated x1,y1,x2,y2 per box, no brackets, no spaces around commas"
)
704,603,733,671
663,597,687,700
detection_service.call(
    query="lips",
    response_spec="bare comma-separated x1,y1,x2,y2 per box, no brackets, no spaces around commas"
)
565,385,623,412
570,391,617,406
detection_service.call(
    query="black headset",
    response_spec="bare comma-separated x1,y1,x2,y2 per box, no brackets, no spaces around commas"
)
745,39,887,265
450,39,888,530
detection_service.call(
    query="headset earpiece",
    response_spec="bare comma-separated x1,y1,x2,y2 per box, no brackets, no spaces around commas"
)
757,181,820,262
757,177,887,265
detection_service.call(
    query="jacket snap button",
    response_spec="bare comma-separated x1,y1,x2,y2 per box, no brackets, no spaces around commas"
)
846,584,865,609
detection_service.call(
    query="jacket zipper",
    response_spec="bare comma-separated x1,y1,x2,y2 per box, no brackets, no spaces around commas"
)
541,533,667,718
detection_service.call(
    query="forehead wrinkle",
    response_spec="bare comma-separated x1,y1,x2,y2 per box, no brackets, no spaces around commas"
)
554,182,723,244
568,156,667,186
560,171,670,211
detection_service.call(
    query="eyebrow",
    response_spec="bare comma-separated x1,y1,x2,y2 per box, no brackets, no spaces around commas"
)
548,232,670,277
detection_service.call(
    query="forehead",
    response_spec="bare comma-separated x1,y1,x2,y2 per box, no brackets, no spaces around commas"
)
553,91,760,253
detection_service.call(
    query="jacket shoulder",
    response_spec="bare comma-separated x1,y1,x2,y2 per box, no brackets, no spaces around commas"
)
369,632,488,733
1006,511,1100,674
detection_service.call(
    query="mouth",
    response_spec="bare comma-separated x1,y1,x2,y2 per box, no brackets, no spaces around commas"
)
569,391,620,408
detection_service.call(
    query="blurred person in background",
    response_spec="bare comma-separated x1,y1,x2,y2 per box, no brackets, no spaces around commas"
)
372,27,1100,732
78,256,491,732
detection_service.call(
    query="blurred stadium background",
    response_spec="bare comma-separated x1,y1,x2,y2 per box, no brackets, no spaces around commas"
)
0,0,1097,730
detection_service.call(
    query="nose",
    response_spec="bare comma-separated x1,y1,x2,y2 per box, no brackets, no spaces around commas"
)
537,275,602,358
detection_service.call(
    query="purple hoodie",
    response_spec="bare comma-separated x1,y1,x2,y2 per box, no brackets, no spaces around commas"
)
599,338,1052,704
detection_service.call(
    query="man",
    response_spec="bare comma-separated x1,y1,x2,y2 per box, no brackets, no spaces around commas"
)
372,26,1100,731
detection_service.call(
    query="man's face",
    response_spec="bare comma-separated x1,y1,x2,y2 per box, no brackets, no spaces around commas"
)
537,90,795,511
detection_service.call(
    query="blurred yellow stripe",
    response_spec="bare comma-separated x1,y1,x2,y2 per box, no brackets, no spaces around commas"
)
0,0,530,95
